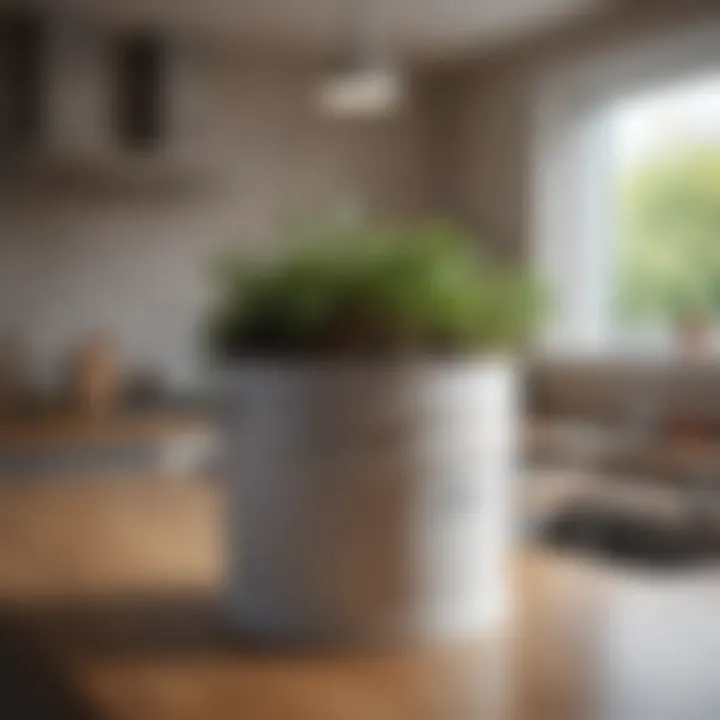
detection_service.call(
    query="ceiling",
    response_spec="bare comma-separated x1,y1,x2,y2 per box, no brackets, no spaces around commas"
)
12,0,607,61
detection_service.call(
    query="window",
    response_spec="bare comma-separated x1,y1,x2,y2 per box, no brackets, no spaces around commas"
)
533,22,720,359
609,75,720,357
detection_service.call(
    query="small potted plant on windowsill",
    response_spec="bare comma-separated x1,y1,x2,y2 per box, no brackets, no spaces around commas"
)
207,219,542,644
675,313,713,358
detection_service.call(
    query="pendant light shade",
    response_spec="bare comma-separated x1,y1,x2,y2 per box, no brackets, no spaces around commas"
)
318,3,404,118
318,66,404,117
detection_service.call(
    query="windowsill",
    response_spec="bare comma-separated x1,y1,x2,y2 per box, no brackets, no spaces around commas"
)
532,349,720,369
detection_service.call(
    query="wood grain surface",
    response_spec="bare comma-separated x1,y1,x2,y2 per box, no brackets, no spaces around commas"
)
0,477,715,720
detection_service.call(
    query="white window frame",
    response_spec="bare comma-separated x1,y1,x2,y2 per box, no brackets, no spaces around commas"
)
532,21,720,358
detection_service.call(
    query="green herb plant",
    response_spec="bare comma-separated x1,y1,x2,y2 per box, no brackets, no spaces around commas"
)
208,219,543,357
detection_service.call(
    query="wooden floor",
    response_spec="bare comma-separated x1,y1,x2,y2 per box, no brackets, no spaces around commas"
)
0,478,716,719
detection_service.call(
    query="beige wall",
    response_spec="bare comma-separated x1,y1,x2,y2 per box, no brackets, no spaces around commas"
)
0,53,430,389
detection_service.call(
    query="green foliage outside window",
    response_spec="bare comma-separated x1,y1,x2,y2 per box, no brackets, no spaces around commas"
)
615,143,720,325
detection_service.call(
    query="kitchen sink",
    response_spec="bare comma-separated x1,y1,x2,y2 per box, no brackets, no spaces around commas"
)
537,501,720,570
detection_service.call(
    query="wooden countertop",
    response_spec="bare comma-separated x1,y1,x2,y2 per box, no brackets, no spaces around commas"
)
0,410,214,449
528,418,720,484
0,478,716,720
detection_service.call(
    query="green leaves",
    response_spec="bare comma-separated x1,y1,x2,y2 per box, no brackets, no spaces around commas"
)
207,220,543,356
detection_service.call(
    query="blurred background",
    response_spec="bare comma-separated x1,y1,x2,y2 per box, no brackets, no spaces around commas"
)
0,0,718,718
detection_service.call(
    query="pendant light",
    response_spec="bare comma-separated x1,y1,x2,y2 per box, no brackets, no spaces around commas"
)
317,1,404,118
